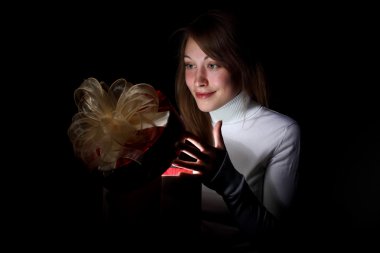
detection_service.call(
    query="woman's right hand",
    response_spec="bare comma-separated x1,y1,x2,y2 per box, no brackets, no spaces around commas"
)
172,120,227,179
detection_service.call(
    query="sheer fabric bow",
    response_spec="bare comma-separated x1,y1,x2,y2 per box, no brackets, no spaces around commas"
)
68,77,169,171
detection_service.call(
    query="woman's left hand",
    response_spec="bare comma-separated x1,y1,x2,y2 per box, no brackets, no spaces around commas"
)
172,120,227,178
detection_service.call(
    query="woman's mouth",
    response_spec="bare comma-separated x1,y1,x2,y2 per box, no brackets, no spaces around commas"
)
195,91,215,99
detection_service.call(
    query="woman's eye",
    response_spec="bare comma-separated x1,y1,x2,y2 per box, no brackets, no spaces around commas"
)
208,64,219,70
185,63,194,69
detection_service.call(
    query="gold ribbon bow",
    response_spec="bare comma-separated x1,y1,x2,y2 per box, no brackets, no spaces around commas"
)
68,77,169,171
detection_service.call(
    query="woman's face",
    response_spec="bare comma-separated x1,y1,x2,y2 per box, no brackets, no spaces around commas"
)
184,37,240,112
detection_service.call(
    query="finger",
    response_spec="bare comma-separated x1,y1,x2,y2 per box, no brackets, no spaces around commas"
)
176,142,208,161
178,131,193,143
171,159,205,172
182,135,205,152
213,120,225,149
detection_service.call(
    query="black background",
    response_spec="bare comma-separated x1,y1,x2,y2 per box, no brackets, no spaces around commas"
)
5,1,379,250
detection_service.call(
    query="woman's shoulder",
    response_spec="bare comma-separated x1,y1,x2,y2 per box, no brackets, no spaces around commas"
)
252,105,299,131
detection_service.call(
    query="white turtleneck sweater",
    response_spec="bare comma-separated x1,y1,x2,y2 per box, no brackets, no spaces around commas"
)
201,91,300,248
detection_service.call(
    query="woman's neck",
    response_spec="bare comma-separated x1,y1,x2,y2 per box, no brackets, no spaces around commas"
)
210,91,250,123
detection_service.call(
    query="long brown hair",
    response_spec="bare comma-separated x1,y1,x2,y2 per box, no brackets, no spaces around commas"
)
174,9,268,145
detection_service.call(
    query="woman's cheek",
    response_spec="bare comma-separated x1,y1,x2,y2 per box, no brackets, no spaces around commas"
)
185,72,194,88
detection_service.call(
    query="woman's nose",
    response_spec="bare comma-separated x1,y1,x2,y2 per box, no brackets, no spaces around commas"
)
195,68,208,87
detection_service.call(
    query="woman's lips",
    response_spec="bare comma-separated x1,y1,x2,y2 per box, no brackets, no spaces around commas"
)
195,91,215,99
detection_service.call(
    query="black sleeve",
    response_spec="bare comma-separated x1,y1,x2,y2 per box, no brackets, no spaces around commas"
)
203,153,279,242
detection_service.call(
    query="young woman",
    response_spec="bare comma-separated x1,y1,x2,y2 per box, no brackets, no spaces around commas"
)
172,9,301,251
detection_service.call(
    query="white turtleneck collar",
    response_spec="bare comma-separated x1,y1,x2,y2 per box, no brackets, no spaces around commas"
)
210,91,261,124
